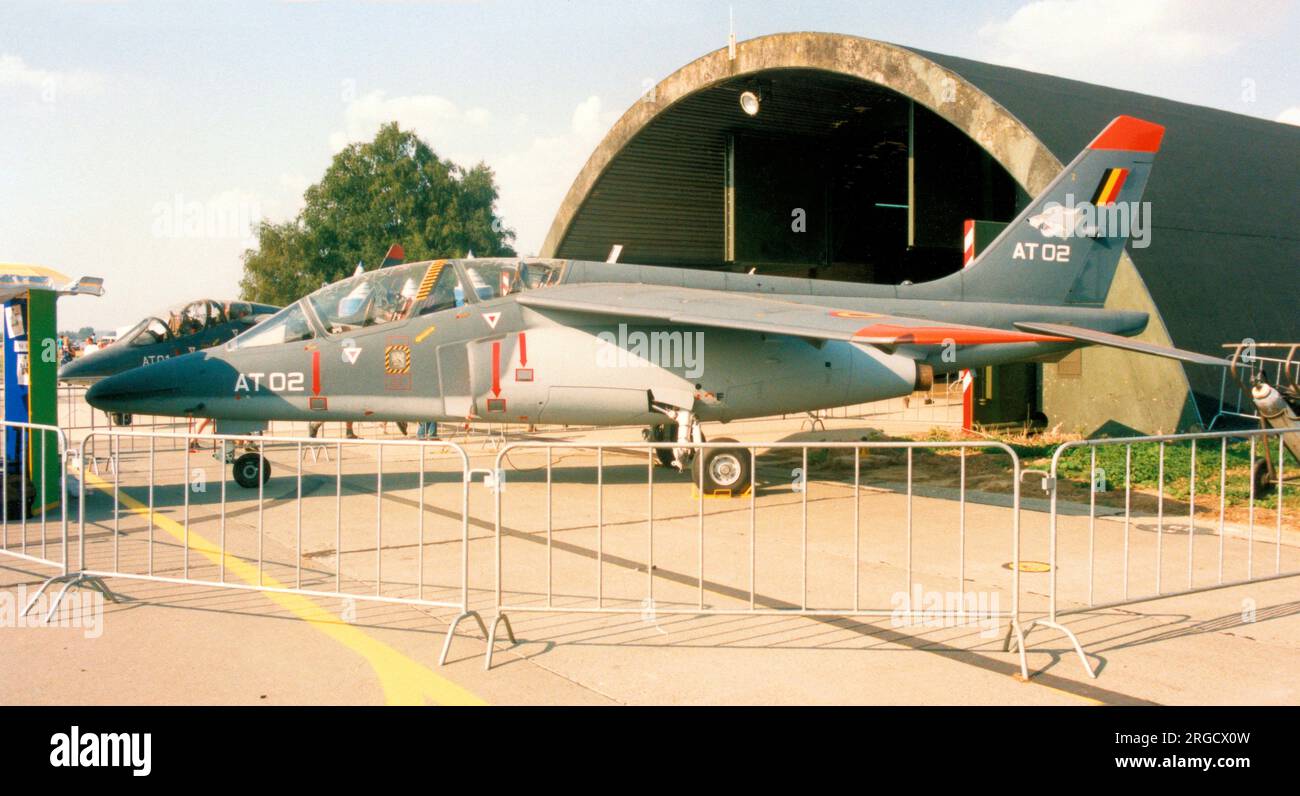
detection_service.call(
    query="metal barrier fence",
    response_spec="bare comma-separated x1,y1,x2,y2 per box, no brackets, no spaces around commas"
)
0,420,71,575
483,439,1030,676
18,426,485,665
1021,426,1296,678
58,382,191,450
1207,346,1299,429
7,410,1297,682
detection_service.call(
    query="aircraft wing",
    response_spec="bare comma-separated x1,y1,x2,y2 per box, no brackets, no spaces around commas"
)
516,283,1071,349
1013,321,1231,367
521,284,1227,367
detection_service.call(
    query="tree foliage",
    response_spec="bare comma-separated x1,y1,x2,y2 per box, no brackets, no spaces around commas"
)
239,123,514,305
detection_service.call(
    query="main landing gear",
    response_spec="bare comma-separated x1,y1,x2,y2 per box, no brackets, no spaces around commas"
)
649,407,753,495
693,441,752,495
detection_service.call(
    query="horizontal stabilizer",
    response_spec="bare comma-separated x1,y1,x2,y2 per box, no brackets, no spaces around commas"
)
1013,321,1230,367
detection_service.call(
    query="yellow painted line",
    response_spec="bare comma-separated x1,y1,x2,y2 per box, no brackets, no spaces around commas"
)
84,471,485,706
1043,684,1104,706
414,325,437,344
1018,669,1104,704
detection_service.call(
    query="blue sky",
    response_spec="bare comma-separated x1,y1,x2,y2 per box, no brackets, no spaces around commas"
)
2,0,1296,330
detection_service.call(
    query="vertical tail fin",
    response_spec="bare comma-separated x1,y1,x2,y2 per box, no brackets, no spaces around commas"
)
946,115,1164,306
380,243,405,268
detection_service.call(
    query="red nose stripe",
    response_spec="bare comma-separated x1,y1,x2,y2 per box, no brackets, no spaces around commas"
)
852,324,1072,346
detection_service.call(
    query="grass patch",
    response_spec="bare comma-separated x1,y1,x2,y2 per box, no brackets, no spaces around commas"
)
918,425,1296,510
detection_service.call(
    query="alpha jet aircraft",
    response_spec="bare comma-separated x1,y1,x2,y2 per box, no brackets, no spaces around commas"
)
60,298,279,385
87,116,1228,493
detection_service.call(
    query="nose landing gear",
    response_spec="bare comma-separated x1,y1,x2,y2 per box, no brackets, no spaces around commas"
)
219,439,271,489
232,452,271,489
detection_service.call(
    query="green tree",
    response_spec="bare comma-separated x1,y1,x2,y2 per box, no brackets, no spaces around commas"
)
240,122,514,305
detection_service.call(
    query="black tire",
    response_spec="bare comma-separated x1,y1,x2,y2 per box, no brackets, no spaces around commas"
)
233,452,271,489
692,440,752,495
1252,457,1274,495
648,424,677,467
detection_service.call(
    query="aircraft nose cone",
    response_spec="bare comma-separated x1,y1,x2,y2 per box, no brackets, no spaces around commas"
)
59,358,87,382
86,357,187,413
58,354,102,385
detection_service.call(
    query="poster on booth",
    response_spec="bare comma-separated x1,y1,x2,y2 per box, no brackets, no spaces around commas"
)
5,303,25,338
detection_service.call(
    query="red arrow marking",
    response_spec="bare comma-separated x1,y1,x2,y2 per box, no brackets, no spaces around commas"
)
518,332,527,366
311,350,321,395
491,341,501,397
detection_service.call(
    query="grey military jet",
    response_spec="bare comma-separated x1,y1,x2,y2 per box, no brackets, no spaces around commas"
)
87,116,1227,492
60,298,279,386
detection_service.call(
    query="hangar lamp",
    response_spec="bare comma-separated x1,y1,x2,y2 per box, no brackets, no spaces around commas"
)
739,90,760,116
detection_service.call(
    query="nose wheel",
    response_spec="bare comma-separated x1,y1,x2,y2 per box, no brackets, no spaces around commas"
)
232,452,271,489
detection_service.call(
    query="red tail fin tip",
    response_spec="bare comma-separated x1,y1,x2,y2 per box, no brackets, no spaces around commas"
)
1088,115,1165,153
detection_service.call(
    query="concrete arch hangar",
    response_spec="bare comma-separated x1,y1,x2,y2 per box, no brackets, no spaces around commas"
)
542,32,1247,434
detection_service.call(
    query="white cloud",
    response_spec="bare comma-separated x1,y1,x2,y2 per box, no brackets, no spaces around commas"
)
976,0,1245,79
570,95,608,138
328,90,493,154
490,95,620,255
0,53,105,98
1276,107,1300,125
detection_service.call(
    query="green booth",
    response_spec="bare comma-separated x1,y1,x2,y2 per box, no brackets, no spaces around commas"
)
0,264,104,515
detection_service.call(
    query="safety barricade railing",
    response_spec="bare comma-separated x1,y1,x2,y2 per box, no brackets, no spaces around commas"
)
1022,426,1297,678
482,439,1029,676
1207,345,1299,429
31,427,483,665
0,419,70,575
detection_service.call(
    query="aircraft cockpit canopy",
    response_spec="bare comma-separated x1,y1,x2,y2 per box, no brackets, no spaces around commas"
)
305,259,564,336
121,299,254,347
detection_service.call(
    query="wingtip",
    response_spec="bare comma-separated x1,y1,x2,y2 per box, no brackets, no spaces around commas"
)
1088,115,1165,153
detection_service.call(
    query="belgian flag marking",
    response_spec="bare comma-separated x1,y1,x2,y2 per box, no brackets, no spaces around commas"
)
1090,167,1129,205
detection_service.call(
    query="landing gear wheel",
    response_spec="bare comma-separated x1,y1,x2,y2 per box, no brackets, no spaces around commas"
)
691,438,751,495
233,452,271,489
1252,457,1275,495
108,412,133,427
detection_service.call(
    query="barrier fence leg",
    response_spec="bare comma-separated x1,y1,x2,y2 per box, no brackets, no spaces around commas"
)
21,572,122,622
1013,466,1097,680
1003,620,1030,682
438,610,489,666
484,613,516,670
1024,619,1097,679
